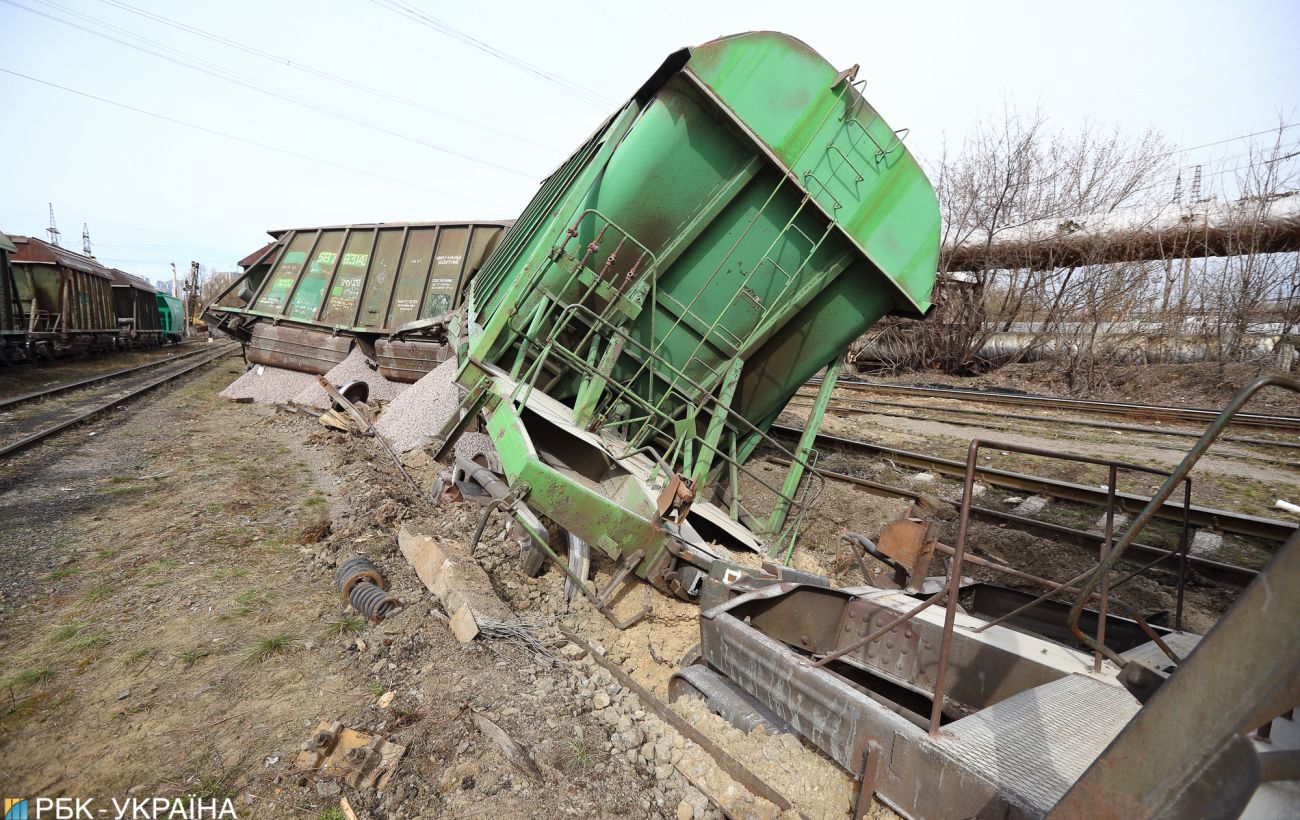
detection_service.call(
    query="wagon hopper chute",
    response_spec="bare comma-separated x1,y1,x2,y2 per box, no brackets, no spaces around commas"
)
205,220,511,377
438,31,940,600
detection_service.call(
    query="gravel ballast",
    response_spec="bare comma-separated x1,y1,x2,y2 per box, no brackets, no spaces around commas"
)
219,364,320,404
374,358,463,453
291,347,407,409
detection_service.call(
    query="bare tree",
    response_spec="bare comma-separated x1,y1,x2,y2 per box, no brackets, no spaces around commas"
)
851,110,1300,387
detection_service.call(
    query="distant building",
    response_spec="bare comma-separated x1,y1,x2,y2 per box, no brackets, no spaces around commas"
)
154,279,173,295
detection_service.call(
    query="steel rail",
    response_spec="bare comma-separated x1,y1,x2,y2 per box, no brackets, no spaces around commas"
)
774,458,1258,588
806,378,1300,432
769,424,1298,543
0,346,238,459
788,393,1300,452
0,342,236,412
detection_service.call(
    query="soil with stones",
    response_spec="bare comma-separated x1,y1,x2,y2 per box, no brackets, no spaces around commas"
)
0,360,663,818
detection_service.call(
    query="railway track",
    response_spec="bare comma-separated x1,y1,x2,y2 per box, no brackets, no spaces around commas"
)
807,378,1300,433
0,342,228,412
771,457,1259,588
0,343,238,459
770,423,1298,543
788,393,1300,453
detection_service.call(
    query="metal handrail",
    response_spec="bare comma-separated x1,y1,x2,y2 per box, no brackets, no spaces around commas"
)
947,440,1192,673
1067,374,1300,666
508,300,827,549
818,434,1199,736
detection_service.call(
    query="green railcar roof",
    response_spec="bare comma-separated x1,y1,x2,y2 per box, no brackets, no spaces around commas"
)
684,31,939,314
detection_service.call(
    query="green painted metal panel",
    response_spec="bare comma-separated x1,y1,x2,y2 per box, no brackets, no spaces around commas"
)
319,230,376,326
358,228,406,327
287,230,345,321
157,293,184,334
467,32,938,428
391,227,437,327
686,32,940,312
254,232,314,314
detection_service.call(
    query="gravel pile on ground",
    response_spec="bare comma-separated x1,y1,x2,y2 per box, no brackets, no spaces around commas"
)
219,363,320,404
374,357,462,452
453,430,500,471
291,346,407,409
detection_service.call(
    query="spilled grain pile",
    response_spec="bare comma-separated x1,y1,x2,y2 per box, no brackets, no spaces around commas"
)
219,364,320,404
291,346,407,409
374,358,462,452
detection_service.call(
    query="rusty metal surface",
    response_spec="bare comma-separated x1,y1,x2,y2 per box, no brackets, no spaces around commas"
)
697,587,1006,818
1055,530,1300,816
698,584,1159,818
965,584,1170,654
1052,530,1300,819
295,721,405,791
8,234,115,279
723,582,1078,716
374,336,452,383
247,323,353,374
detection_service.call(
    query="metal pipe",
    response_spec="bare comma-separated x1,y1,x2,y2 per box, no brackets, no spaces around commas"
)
929,438,980,736
1097,465,1116,673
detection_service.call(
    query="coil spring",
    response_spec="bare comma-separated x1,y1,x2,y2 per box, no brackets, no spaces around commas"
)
335,556,386,599
348,580,402,622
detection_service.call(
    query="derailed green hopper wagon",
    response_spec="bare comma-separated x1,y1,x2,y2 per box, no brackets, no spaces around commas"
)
444,32,939,599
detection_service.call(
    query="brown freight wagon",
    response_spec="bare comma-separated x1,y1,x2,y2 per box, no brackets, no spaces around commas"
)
3,235,119,361
205,220,511,378
108,268,165,348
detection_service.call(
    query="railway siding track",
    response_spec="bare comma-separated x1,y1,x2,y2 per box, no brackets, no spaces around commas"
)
770,423,1298,543
775,457,1259,588
809,379,1300,433
0,343,239,459
789,393,1300,453
0,342,227,412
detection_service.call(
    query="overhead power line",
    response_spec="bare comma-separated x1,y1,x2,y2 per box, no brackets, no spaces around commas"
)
1077,44,1300,107
91,0,564,154
7,0,539,179
1170,123,1300,157
368,0,614,109
1143,69,1300,117
0,66,517,210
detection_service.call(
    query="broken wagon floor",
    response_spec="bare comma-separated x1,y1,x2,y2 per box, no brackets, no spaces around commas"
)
0,359,708,818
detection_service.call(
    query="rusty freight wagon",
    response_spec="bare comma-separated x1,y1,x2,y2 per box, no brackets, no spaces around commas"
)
205,220,511,377
2,234,119,362
109,269,165,348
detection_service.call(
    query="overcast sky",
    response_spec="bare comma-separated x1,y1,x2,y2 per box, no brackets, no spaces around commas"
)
1,0,1297,281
